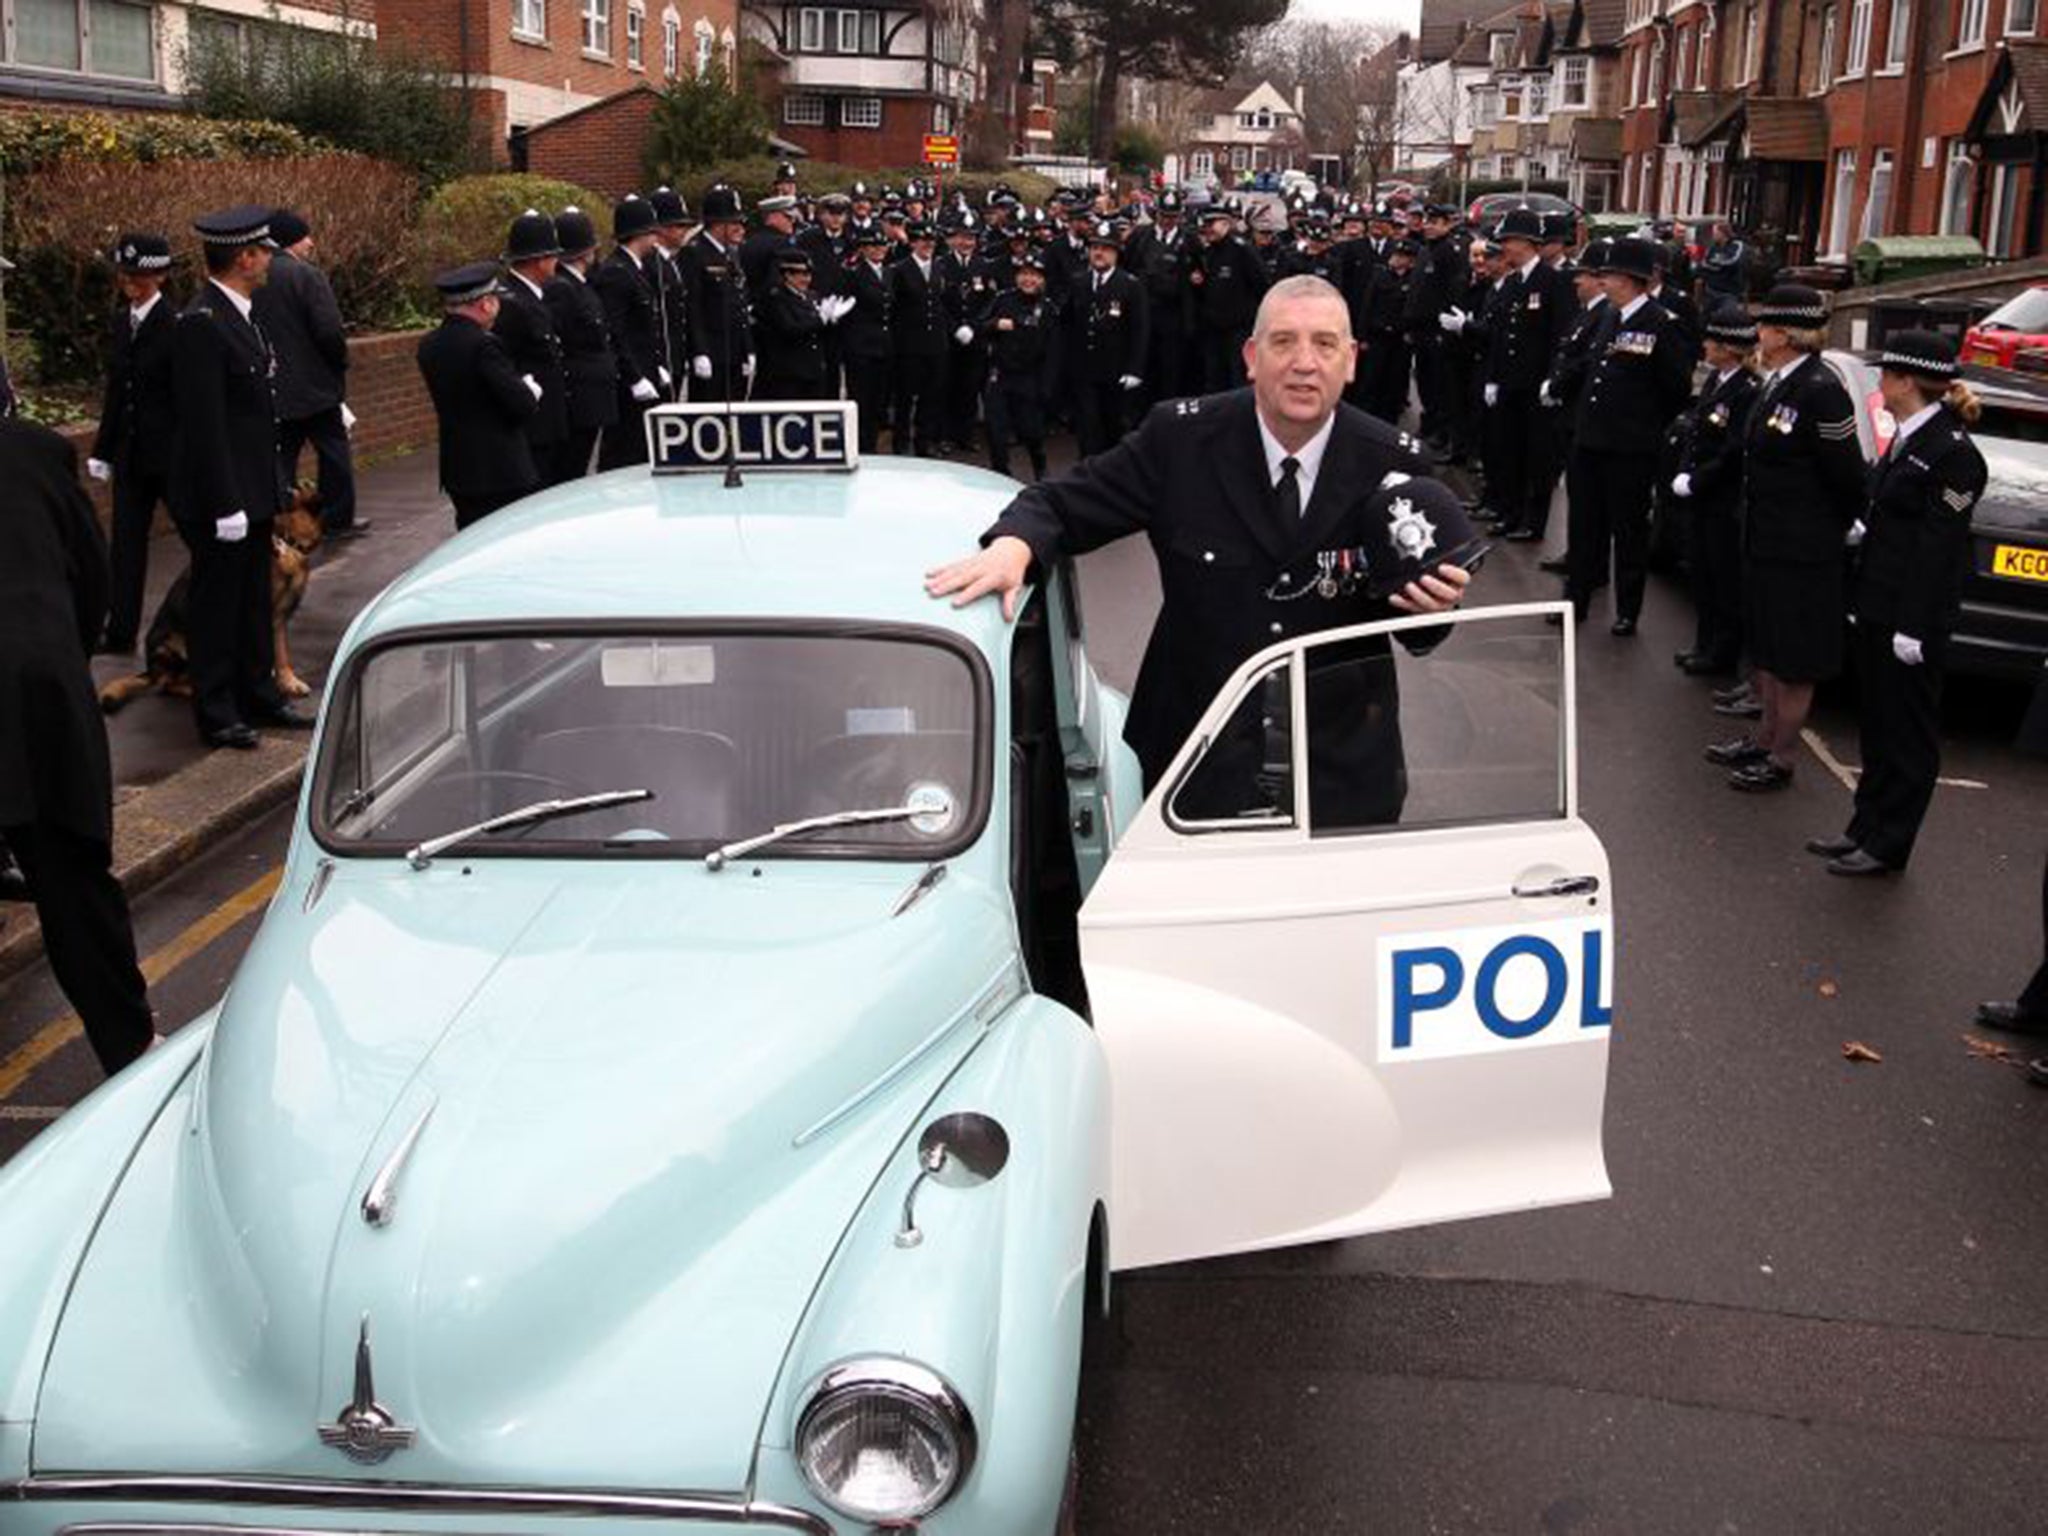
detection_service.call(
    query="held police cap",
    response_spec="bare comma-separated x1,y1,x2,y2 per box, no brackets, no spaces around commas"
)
434,262,506,306
612,193,657,240
1753,282,1830,327
554,206,599,256
1878,327,1960,381
1603,237,1659,280
192,205,278,249
505,208,562,262
1362,475,1480,599
1702,303,1758,347
110,232,173,272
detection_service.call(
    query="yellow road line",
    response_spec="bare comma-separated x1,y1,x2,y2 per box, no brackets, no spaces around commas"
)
0,865,283,1101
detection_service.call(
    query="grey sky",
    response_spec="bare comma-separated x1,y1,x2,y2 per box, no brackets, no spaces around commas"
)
1282,0,1422,26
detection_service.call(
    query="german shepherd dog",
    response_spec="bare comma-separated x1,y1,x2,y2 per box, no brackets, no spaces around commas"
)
98,488,326,713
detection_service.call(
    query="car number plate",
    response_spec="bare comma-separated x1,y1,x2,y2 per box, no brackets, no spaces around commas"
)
1991,543,2048,584
1968,348,2002,367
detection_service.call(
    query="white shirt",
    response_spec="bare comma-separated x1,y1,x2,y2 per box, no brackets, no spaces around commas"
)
1618,292,1650,323
1890,401,1940,455
208,277,254,322
510,270,545,301
1764,354,1809,390
129,291,162,329
1714,366,1741,388
1517,254,1542,280
1257,408,1336,513
915,256,932,282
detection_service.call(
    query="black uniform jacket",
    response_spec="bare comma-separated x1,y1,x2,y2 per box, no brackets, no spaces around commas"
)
1131,224,1195,331
592,248,664,396
753,283,828,388
0,419,113,840
543,265,620,430
91,295,177,478
1403,232,1470,338
416,314,539,500
1473,258,1574,394
1544,296,1615,413
1064,267,1150,382
1677,365,1761,511
169,283,283,529
1192,235,1268,334
652,249,691,387
253,249,348,418
683,233,755,365
1740,353,1868,564
983,388,1431,785
1573,296,1694,455
941,251,994,332
740,227,795,296
890,256,950,359
982,289,1060,389
495,273,570,448
1855,404,1989,644
842,259,894,360
796,225,853,298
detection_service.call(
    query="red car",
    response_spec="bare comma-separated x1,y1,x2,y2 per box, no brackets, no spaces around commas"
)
1962,284,2048,371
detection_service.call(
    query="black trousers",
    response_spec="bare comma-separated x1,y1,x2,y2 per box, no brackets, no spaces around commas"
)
892,350,947,455
1074,377,1135,458
1480,388,1536,519
944,342,984,446
277,406,357,530
5,819,154,1074
2019,852,2048,1019
1413,334,1447,440
845,354,891,452
696,353,749,406
985,379,1048,479
1846,624,1945,869
1145,321,1193,409
598,396,652,470
104,466,168,648
1522,404,1569,539
550,427,600,486
1199,329,1248,393
453,486,532,530
1687,501,1745,664
1359,336,1411,425
177,517,280,736
1566,448,1656,619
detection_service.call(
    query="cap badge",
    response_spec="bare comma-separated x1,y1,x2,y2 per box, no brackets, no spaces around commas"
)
1387,496,1438,561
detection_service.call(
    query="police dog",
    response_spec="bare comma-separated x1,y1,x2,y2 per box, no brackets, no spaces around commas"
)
98,489,326,712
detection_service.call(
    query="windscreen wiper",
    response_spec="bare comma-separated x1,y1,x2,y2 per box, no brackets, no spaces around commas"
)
406,789,653,870
705,804,932,872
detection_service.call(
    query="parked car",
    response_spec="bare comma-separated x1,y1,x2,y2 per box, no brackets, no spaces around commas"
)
1466,190,1581,234
0,403,1619,1535
1961,285,2048,372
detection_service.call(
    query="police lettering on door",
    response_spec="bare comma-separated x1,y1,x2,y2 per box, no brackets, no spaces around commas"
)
1377,917,1613,1063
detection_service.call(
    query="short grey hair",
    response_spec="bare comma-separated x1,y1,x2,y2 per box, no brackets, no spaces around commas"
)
1252,275,1353,341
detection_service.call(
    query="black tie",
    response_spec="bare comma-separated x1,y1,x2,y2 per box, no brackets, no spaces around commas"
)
1276,456,1301,522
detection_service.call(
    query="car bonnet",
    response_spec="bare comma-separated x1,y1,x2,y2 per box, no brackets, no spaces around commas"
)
30,860,1019,1493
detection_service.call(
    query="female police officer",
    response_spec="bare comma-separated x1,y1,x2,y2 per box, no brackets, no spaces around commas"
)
1807,330,1987,875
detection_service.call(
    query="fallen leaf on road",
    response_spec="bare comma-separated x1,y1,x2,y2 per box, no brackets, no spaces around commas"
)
1818,980,1840,998
1963,1034,2014,1062
1841,1041,1883,1063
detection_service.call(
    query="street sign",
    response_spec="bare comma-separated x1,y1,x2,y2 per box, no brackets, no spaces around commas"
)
922,133,959,167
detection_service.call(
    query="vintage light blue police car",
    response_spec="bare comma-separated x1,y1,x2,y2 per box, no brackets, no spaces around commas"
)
0,403,1617,1534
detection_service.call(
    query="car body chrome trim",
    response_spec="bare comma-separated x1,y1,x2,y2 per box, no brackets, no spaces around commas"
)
7,1476,829,1534
360,1105,435,1229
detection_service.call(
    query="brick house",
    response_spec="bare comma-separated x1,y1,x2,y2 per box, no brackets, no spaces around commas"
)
739,0,984,169
1179,79,1309,183
0,0,370,112
1546,0,1627,209
379,0,740,160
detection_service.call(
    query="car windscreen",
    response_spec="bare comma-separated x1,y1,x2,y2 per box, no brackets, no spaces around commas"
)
313,626,988,859
1980,288,2048,334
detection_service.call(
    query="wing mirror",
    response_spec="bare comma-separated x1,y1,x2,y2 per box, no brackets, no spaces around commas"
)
895,1112,1010,1248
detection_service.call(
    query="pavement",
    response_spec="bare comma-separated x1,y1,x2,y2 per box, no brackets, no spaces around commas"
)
4,429,2048,1529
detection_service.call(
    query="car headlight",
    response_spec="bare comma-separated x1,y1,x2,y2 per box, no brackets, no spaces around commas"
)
795,1357,976,1523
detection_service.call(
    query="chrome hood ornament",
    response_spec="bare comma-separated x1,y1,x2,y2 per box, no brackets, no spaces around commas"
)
316,1316,416,1464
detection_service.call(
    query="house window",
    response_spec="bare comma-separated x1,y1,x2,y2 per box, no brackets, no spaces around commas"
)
1190,149,1213,177
1677,26,1694,89
841,95,882,128
1698,10,1715,84
1562,54,1589,105
1957,0,1986,46
1989,161,2022,253
1504,89,1522,118
1885,0,1910,65
784,93,825,124
513,0,546,39
2012,0,2039,31
581,0,611,55
1475,89,1499,127
1828,149,1857,253
694,18,712,73
1491,31,1513,67
626,3,644,67
798,7,823,50
1941,141,1974,232
1741,2,1761,82
836,9,880,53
722,30,735,78
11,0,155,78
663,12,679,75
1845,0,1872,71
1862,149,1893,236
1529,76,1549,117
1231,144,1249,170
1498,153,1517,178
1649,34,1665,97
1815,5,1838,87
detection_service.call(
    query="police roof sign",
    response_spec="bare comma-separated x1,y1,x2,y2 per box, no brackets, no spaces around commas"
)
645,401,859,474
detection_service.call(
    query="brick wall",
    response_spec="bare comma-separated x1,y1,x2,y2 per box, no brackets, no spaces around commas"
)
780,98,948,169
60,327,435,536
523,85,662,197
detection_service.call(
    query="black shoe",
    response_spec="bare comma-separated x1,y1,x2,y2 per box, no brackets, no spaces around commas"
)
1805,835,1859,858
1539,556,1570,574
1674,649,1706,668
1711,683,1752,706
1505,528,1541,542
1974,1002,2048,1035
325,519,372,541
1610,618,1638,637
1704,736,1768,766
250,702,316,729
1827,849,1895,877
204,723,260,751
0,856,30,903
1712,695,1764,719
1681,654,1737,678
1729,760,1793,791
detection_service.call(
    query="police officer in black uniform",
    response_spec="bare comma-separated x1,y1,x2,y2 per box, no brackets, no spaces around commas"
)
928,274,1472,808
1191,206,1267,392
1539,239,1617,562
753,249,830,401
981,253,1060,481
89,232,178,655
1405,205,1470,453
1355,236,1416,422
648,186,693,400
842,227,894,452
740,193,800,295
684,185,755,402
496,208,571,483
1565,237,1694,634
1066,223,1150,457
1127,188,1196,405
889,220,950,456
799,192,855,398
1669,305,1761,674
543,206,617,485
941,212,992,452
416,263,540,529
593,193,666,469
170,206,309,750
1809,331,1988,873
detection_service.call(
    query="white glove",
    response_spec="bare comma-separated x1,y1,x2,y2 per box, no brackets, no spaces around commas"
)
953,325,974,345
1483,383,1499,407
1120,374,1142,390
522,373,544,401
630,378,659,404
85,457,111,482
214,511,249,543
1538,380,1553,407
741,355,756,381
1847,518,1868,548
826,295,854,323
1670,472,1692,498
692,355,713,381
340,403,357,433
658,365,672,388
1892,633,1925,667
820,303,844,327
1439,307,1467,334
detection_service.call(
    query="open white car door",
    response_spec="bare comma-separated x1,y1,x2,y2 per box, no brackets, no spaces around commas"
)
1081,603,1614,1271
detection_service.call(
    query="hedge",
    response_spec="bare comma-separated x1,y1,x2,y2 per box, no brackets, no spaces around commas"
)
0,108,316,173
416,172,610,285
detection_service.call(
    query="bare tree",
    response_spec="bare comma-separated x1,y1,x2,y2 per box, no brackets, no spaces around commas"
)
1240,17,1402,189
968,0,1031,166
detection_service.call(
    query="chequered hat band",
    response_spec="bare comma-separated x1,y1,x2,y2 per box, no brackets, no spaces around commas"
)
1756,303,1827,324
198,223,270,246
1880,348,1957,376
